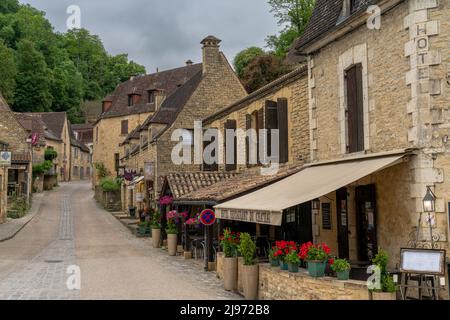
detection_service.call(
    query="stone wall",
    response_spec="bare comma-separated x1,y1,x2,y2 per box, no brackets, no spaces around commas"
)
259,264,370,300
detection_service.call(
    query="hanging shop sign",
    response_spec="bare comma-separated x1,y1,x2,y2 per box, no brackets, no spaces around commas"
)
144,162,154,181
199,209,216,226
0,152,11,166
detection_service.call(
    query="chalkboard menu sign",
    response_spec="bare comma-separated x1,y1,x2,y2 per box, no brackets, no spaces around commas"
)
322,203,332,230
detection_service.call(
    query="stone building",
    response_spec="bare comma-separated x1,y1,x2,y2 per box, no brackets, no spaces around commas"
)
0,95,32,223
93,59,204,187
120,36,248,209
69,128,91,181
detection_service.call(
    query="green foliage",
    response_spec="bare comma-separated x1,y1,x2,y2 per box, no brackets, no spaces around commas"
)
151,210,161,229
331,259,351,273
265,0,315,57
13,39,52,112
372,250,397,293
44,149,58,161
285,250,300,264
241,54,292,93
166,219,178,235
7,195,29,219
94,162,110,179
0,40,16,103
100,177,121,192
220,228,240,258
233,47,265,79
238,233,257,265
0,4,145,122
32,160,53,175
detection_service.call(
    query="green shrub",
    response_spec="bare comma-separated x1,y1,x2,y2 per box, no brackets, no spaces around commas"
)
100,178,120,192
33,160,53,176
238,233,256,265
331,259,351,273
372,250,397,293
7,196,29,219
44,149,58,161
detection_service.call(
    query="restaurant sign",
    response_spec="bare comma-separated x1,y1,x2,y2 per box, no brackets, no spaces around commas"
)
216,208,282,226
0,152,11,166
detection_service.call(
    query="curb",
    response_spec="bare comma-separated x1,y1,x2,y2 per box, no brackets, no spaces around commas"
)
0,193,45,242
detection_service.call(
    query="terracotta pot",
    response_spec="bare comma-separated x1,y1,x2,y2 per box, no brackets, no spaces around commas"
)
223,257,238,291
242,264,259,300
371,291,396,300
167,234,177,256
152,228,161,248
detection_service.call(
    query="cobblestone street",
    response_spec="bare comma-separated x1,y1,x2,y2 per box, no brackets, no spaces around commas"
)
0,182,240,300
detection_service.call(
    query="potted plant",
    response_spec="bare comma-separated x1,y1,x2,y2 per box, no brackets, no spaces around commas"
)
238,233,259,300
151,210,161,248
166,210,179,256
274,241,296,271
331,258,351,280
285,250,300,273
220,228,240,291
137,221,148,235
299,242,331,278
370,250,397,300
268,247,279,267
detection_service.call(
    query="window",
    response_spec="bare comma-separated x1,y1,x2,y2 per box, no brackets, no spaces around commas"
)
224,119,237,171
128,95,134,106
73,166,79,176
96,127,99,143
114,153,120,173
203,129,218,172
181,129,194,146
345,64,364,153
148,91,155,104
121,120,129,135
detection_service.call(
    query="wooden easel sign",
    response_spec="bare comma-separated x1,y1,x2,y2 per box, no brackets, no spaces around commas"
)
400,248,446,276
399,248,446,300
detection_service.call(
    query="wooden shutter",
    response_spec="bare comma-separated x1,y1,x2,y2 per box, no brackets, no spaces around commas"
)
224,119,237,171
265,100,278,160
245,114,252,167
277,98,289,163
121,120,128,135
203,129,218,172
346,64,364,153
257,109,264,165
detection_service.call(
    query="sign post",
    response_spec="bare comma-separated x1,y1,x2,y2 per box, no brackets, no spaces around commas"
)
200,209,216,271
0,152,11,167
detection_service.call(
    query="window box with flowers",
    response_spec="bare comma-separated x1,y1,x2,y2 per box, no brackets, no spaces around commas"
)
299,242,331,278
273,241,296,271
220,229,240,291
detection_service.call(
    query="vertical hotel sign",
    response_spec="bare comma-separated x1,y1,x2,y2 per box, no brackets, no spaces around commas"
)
144,162,154,181
0,152,11,166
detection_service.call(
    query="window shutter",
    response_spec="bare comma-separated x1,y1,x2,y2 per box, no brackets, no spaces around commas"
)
277,98,289,163
265,100,278,160
346,64,364,153
245,114,252,167
257,108,264,165
203,130,218,172
225,119,237,171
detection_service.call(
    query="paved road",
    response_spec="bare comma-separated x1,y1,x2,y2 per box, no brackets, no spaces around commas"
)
0,181,239,300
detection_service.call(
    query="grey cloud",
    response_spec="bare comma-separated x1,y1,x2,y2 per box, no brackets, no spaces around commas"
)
22,0,278,72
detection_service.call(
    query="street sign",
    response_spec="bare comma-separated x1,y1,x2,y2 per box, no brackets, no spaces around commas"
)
199,209,216,226
0,152,11,166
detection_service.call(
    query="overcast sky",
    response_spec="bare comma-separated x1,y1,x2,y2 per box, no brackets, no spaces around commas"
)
21,0,279,73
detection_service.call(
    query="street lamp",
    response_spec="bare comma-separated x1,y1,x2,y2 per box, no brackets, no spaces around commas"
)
423,186,436,248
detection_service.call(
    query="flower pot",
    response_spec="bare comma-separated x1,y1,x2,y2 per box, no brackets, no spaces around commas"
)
242,264,259,300
307,261,327,277
223,257,238,291
336,270,350,280
288,262,299,273
138,225,147,234
167,234,177,256
279,260,288,271
371,291,396,300
269,258,279,267
152,228,161,248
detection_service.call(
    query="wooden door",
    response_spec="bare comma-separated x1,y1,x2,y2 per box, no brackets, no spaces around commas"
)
336,188,350,259
355,184,378,262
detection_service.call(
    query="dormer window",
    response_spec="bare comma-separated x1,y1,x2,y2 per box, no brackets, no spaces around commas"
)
128,95,134,106
148,90,155,104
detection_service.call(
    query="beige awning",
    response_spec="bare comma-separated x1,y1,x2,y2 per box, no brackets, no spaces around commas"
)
215,153,406,226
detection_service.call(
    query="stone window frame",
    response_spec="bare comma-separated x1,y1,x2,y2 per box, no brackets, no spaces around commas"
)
338,43,370,155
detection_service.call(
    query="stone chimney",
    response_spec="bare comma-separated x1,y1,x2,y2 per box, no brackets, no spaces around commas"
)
186,59,193,66
201,35,221,74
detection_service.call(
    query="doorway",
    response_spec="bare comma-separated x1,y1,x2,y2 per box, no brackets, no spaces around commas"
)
355,184,378,263
336,188,350,259
282,202,313,245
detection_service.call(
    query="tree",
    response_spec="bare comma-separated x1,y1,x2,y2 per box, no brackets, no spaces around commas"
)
241,54,292,93
266,0,315,57
103,54,146,94
0,0,19,14
0,40,17,103
233,47,265,79
13,39,52,112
